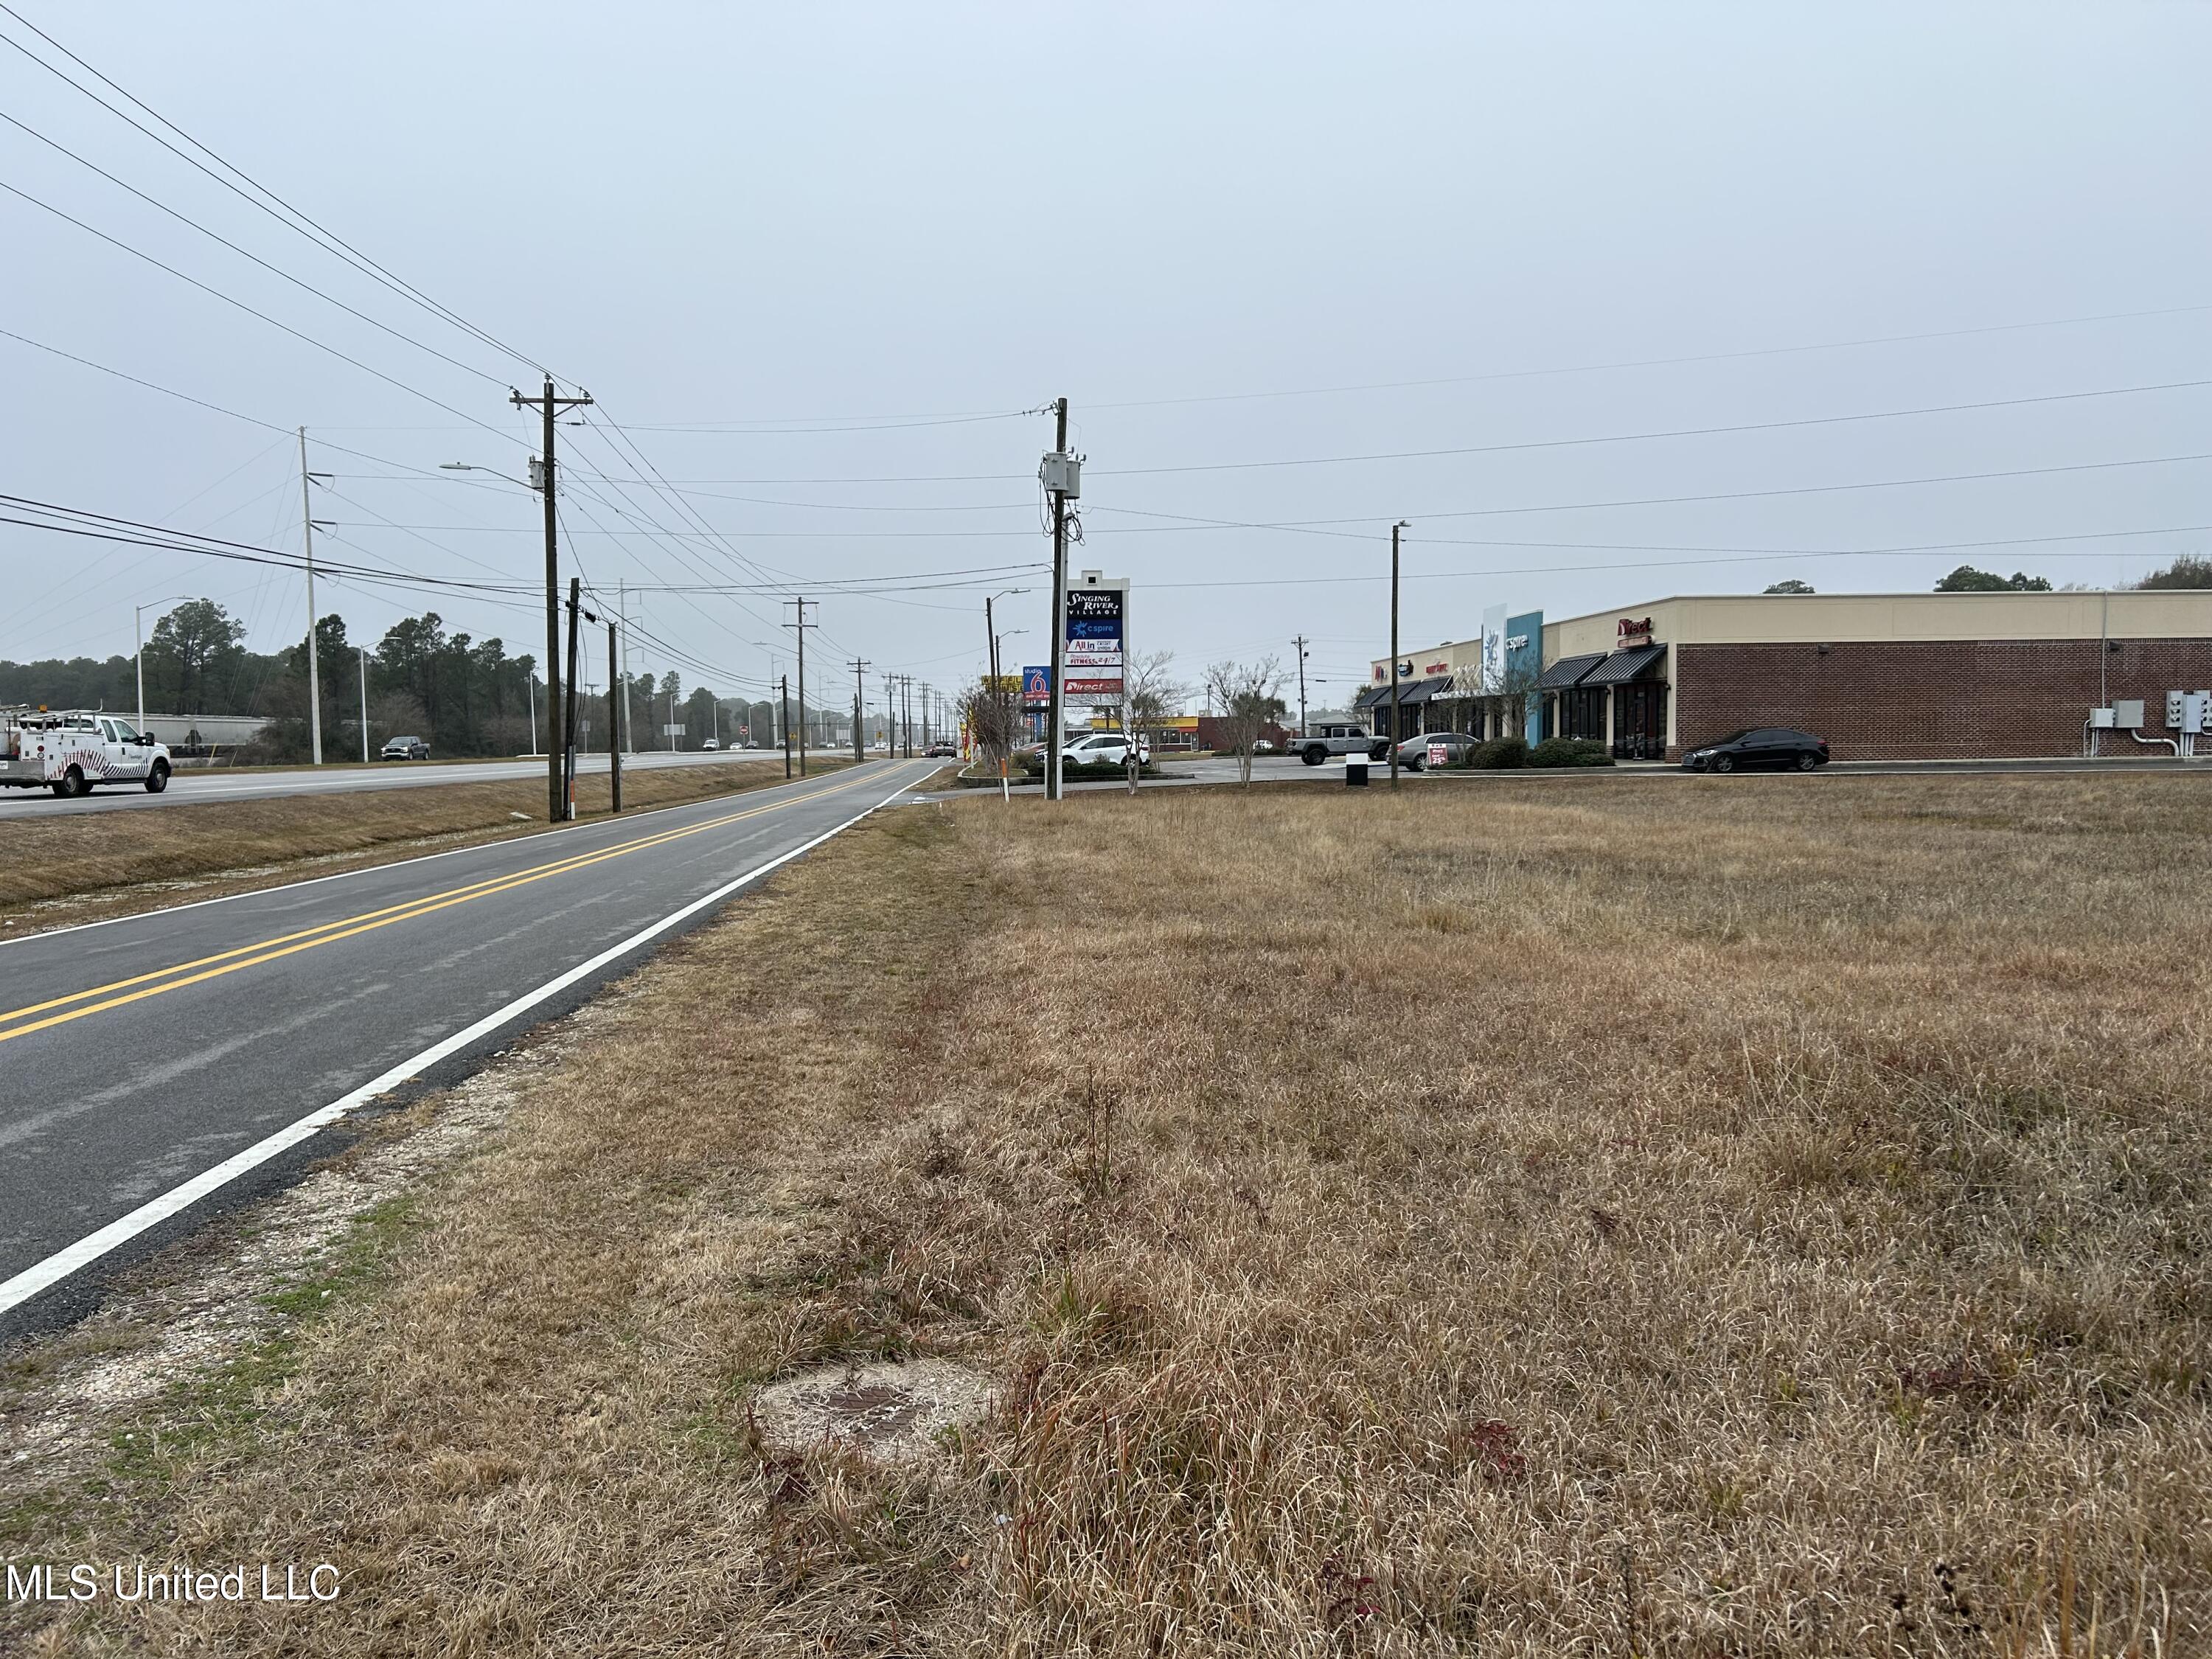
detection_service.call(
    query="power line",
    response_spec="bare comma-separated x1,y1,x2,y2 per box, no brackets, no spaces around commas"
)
0,2,554,378
0,493,535,594
1084,377,2212,479
313,520,1046,540
0,105,509,384
1085,451,2212,536
1074,302,2212,412
606,409,1034,434
0,177,528,445
1134,521,2212,588
0,327,549,512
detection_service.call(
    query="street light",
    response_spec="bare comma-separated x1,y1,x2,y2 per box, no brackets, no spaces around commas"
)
134,594,195,738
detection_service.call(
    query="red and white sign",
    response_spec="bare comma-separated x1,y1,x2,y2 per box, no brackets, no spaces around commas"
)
1616,616,1655,648
1063,675,1123,698
1427,742,1448,768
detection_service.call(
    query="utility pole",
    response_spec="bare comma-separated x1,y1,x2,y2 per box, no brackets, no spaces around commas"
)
900,676,914,758
784,597,817,777
848,658,869,762
780,675,792,778
563,575,582,818
357,646,369,762
607,618,622,813
512,377,594,821
1043,397,1074,800
617,581,633,755
1389,520,1408,787
297,428,333,765
1293,634,1311,737
884,673,896,756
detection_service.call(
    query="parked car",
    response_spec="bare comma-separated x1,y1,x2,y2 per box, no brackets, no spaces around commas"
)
700,738,719,751
1252,738,1276,754
1394,731,1478,770
380,734,430,761
1064,732,1147,767
925,741,958,757
1680,727,1829,773
1294,723,1383,766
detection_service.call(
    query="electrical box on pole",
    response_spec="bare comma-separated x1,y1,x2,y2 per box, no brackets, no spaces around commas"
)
1040,453,1081,498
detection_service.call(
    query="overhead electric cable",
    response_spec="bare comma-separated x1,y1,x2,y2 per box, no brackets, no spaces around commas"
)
0,106,509,383
1085,451,2212,535
0,2,555,378
1085,378,2212,478
1076,302,2212,411
0,178,529,445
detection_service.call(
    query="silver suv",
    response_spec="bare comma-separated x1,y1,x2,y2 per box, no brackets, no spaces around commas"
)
1294,723,1382,765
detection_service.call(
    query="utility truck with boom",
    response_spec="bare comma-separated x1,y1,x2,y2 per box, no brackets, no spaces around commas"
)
0,709,172,797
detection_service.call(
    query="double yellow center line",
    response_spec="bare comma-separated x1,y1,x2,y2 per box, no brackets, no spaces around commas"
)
0,768,880,1047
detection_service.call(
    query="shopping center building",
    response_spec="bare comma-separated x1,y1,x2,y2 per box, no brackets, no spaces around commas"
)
1366,590,2212,761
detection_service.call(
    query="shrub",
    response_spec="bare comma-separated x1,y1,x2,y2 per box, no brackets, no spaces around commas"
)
1528,737,1614,768
1466,737,1530,769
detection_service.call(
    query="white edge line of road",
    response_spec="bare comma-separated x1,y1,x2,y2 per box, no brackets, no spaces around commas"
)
0,758,868,953
0,766,928,1319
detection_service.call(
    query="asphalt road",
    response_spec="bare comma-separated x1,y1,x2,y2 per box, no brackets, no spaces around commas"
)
0,746,793,820
0,758,939,1340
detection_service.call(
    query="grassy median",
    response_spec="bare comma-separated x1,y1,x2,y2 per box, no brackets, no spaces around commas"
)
0,757,844,932
11,773,2212,1654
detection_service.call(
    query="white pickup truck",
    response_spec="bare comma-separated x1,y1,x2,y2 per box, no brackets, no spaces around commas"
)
1293,723,1386,766
1,709,173,797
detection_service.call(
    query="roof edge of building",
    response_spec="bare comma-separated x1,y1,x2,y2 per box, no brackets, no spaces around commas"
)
1542,588,2179,631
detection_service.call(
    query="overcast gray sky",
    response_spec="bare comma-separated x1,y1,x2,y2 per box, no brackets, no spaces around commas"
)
6,1,2209,708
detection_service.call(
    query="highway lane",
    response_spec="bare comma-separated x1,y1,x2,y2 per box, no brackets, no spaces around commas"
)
0,758,939,1339
0,746,795,820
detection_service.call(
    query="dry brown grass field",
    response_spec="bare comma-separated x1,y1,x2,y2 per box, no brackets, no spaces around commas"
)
12,773,2210,1655
0,756,832,930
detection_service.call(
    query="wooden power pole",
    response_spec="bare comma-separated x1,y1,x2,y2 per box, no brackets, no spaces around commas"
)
511,378,593,821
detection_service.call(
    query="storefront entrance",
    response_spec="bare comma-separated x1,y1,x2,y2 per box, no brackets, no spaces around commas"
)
1611,681,1668,759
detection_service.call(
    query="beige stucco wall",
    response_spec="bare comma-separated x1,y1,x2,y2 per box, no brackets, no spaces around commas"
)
1540,591,2212,659
1369,636,1484,687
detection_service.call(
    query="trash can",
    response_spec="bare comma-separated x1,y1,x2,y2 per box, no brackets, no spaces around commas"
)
1345,757,1369,787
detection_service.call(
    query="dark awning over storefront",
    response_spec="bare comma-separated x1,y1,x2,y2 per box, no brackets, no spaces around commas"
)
1535,652,1606,690
1359,676,1453,708
1581,643,1669,686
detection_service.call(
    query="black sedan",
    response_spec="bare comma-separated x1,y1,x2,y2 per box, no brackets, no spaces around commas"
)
1680,727,1829,773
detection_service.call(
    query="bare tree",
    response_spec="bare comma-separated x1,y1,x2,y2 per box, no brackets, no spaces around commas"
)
1203,657,1289,786
1114,650,1187,739
958,678,1023,793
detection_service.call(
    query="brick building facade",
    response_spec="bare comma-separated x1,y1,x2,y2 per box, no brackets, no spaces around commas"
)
1674,638,2212,761
1534,591,2212,762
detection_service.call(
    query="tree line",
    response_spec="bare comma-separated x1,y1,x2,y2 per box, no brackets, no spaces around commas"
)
0,598,767,761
